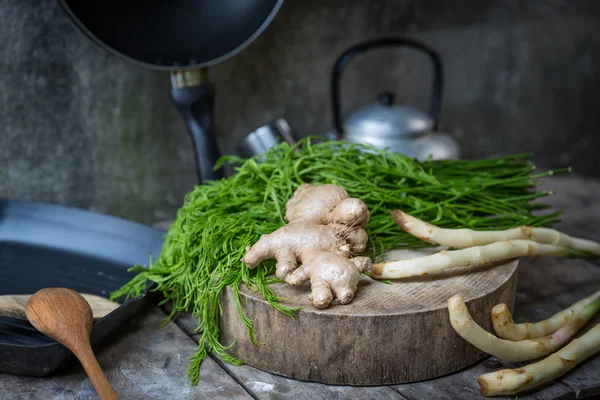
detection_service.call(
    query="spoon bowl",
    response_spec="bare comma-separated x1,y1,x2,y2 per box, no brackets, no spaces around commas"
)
26,288,119,400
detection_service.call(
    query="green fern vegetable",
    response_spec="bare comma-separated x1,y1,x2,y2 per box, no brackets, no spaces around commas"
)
111,138,566,384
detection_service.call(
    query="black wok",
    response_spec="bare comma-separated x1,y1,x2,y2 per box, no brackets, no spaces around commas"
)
60,0,284,182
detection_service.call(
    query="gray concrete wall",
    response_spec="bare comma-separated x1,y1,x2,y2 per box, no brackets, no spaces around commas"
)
1,0,599,225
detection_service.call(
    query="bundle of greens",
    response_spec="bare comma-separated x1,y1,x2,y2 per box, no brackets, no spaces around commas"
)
111,137,565,384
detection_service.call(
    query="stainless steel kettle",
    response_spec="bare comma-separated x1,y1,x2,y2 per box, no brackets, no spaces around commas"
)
330,37,460,161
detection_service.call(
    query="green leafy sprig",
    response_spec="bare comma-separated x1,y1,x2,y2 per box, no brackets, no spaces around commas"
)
111,138,565,384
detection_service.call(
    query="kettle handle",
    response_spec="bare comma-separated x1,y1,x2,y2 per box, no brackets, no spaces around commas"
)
331,37,444,138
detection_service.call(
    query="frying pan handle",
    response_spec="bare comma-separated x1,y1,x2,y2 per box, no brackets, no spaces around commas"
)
331,37,444,138
170,84,224,182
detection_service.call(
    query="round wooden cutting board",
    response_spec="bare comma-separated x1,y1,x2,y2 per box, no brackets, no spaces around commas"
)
219,248,519,386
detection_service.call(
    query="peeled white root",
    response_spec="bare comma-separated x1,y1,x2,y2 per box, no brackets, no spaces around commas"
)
447,295,597,362
478,323,600,396
492,290,600,341
372,240,565,279
393,209,600,256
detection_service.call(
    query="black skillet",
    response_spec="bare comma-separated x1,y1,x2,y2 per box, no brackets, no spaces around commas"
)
0,199,164,376
60,0,284,183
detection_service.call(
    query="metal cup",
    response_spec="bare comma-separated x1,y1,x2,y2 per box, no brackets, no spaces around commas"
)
236,118,296,158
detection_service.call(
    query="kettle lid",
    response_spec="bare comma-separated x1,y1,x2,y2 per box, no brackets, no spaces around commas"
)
344,92,434,140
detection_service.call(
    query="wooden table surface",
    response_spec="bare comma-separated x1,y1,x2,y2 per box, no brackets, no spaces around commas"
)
1,175,599,400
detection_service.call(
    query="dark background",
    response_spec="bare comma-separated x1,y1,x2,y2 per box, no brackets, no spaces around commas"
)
1,0,599,225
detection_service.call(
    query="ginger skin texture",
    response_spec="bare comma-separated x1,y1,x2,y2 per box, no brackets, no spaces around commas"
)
241,183,372,309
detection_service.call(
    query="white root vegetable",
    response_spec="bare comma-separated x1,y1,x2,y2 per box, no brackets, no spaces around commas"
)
492,290,600,341
393,209,600,256
372,240,565,279
478,322,600,396
447,294,598,362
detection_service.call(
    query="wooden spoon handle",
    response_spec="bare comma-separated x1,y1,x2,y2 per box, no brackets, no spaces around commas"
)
75,343,119,400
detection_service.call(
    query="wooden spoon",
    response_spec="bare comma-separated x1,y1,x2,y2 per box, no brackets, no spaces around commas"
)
25,288,119,400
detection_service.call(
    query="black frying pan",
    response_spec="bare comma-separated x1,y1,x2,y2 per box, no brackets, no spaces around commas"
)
59,0,284,182
0,199,165,376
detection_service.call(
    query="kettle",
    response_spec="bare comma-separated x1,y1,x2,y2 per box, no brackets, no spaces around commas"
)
330,37,460,161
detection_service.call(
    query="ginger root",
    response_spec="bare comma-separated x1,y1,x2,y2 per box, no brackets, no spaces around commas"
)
241,183,372,309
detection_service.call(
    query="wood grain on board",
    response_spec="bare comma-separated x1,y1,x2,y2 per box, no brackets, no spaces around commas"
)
218,255,519,385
